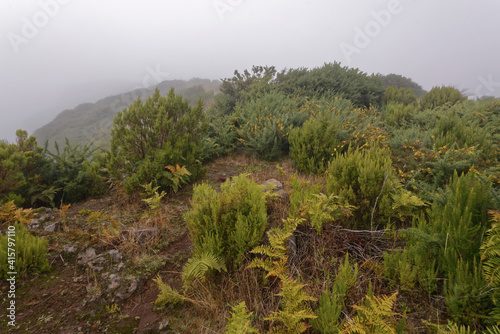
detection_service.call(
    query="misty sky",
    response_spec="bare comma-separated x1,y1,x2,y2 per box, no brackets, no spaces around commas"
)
1,0,499,142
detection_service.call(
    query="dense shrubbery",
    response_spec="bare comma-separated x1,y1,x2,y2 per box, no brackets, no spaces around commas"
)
0,221,50,279
235,91,305,160
420,86,466,110
184,174,267,268
326,145,395,228
108,88,207,194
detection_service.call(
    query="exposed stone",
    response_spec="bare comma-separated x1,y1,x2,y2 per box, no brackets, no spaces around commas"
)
262,178,283,190
117,261,126,271
120,227,160,243
107,274,122,291
77,247,97,265
276,189,289,199
115,277,141,300
63,245,77,253
44,221,61,232
40,213,54,222
27,219,40,229
108,249,123,262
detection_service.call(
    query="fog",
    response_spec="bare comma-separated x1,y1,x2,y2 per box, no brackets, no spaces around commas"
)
1,0,499,142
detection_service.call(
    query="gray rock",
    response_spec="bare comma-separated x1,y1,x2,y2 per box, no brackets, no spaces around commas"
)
115,277,141,300
276,189,289,199
44,221,61,232
63,245,77,253
40,213,54,222
77,247,97,265
27,219,40,229
262,178,283,190
117,261,125,271
108,249,123,262
120,227,160,243
107,274,122,291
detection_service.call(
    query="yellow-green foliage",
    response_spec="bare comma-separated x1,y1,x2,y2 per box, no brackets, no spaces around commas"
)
342,292,400,334
289,113,341,174
182,252,226,283
249,217,317,333
312,253,358,334
382,86,417,106
226,301,259,334
0,222,50,279
420,86,466,110
185,174,267,267
326,145,395,228
382,102,418,127
480,210,500,323
302,193,354,234
236,91,305,160
153,274,186,307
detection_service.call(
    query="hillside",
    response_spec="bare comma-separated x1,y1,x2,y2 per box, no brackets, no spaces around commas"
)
33,78,220,151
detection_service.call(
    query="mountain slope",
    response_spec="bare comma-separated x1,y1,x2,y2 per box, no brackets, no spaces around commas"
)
33,78,220,150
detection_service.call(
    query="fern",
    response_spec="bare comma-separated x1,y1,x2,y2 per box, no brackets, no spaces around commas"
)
312,253,358,333
342,292,399,334
249,217,317,333
164,164,191,193
480,211,500,323
153,274,187,307
182,252,227,283
226,301,258,334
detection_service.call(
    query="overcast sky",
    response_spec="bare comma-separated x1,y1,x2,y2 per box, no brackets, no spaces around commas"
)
1,0,499,142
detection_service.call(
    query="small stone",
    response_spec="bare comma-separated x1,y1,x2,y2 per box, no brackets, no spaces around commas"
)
27,219,40,229
77,247,97,265
117,262,125,271
108,249,122,262
262,178,283,190
276,189,289,199
107,274,122,291
63,245,77,253
44,222,61,232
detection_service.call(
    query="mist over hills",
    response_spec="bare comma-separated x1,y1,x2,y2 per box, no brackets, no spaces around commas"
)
33,78,220,151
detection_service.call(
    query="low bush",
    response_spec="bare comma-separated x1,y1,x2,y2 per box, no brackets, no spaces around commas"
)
184,174,267,267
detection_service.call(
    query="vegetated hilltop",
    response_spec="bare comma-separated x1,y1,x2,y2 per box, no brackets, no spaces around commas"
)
33,78,220,151
2,62,500,333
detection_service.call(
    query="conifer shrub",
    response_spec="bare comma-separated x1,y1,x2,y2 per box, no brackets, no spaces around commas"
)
184,174,267,268
420,86,466,110
401,171,494,325
382,102,418,127
382,86,418,106
288,114,341,174
108,88,207,194
236,91,306,160
0,222,50,279
326,145,395,228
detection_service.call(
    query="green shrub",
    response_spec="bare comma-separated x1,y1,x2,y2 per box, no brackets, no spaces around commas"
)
382,103,418,127
382,86,417,106
289,113,341,174
480,211,500,323
0,222,50,279
420,86,466,110
184,174,267,267
108,88,206,194
236,91,305,160
44,139,105,203
326,145,395,228
402,171,493,325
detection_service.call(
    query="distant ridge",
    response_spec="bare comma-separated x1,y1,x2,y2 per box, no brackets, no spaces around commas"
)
33,78,220,151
